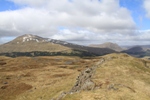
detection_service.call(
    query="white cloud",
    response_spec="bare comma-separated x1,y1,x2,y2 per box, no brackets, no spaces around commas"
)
0,0,142,45
51,29,150,46
0,8,58,37
143,0,150,18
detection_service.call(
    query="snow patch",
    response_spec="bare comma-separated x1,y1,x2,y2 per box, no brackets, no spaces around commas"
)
48,39,52,41
36,39,39,42
29,38,32,40
22,35,40,42
21,35,48,43
27,34,32,37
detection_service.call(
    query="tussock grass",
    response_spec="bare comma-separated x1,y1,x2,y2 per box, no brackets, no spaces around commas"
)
63,53,150,100
0,56,100,100
1,53,150,100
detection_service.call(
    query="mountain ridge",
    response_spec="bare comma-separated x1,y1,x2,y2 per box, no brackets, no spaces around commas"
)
122,46,150,58
89,42,123,51
0,34,116,57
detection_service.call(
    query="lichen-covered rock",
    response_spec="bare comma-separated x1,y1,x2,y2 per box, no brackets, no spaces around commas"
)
69,59,105,94
53,58,105,100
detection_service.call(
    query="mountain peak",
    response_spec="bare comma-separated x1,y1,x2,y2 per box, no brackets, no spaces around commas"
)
89,42,123,52
0,34,71,53
22,34,37,42
14,34,48,43
103,42,117,45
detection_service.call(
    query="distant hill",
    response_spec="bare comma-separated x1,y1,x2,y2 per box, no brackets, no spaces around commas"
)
142,45,150,48
0,34,71,53
122,46,150,57
0,34,116,57
123,46,144,53
121,45,150,51
89,42,123,51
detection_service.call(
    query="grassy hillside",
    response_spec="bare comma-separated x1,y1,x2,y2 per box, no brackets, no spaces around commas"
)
0,42,71,53
0,53,150,100
63,53,150,100
0,56,100,100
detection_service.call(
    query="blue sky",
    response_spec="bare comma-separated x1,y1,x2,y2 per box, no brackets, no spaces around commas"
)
119,0,149,30
0,0,19,11
1,0,148,29
0,0,150,45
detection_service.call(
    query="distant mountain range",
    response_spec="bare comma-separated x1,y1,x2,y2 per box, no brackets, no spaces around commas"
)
0,34,149,58
89,42,150,58
0,34,116,57
89,42,123,51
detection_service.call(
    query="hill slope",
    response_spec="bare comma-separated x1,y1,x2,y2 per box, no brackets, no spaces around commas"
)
0,34,71,53
122,46,150,57
89,42,123,51
0,53,150,100
60,53,150,100
0,34,116,57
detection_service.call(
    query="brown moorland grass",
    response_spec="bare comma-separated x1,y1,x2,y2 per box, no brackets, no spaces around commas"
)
63,53,150,100
0,53,150,100
0,56,100,100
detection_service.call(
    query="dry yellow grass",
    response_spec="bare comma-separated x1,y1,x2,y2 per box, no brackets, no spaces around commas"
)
63,53,150,100
0,56,99,100
0,42,71,53
0,53,150,100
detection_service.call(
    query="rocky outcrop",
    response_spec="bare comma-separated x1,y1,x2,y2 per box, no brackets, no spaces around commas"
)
69,58,105,93
52,58,105,100
70,68,95,93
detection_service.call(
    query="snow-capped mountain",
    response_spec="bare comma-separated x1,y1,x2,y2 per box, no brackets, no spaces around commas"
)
13,34,74,46
8,34,49,44
0,34,70,53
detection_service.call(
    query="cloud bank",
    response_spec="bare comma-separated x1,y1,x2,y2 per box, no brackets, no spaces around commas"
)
143,0,150,18
0,0,149,45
